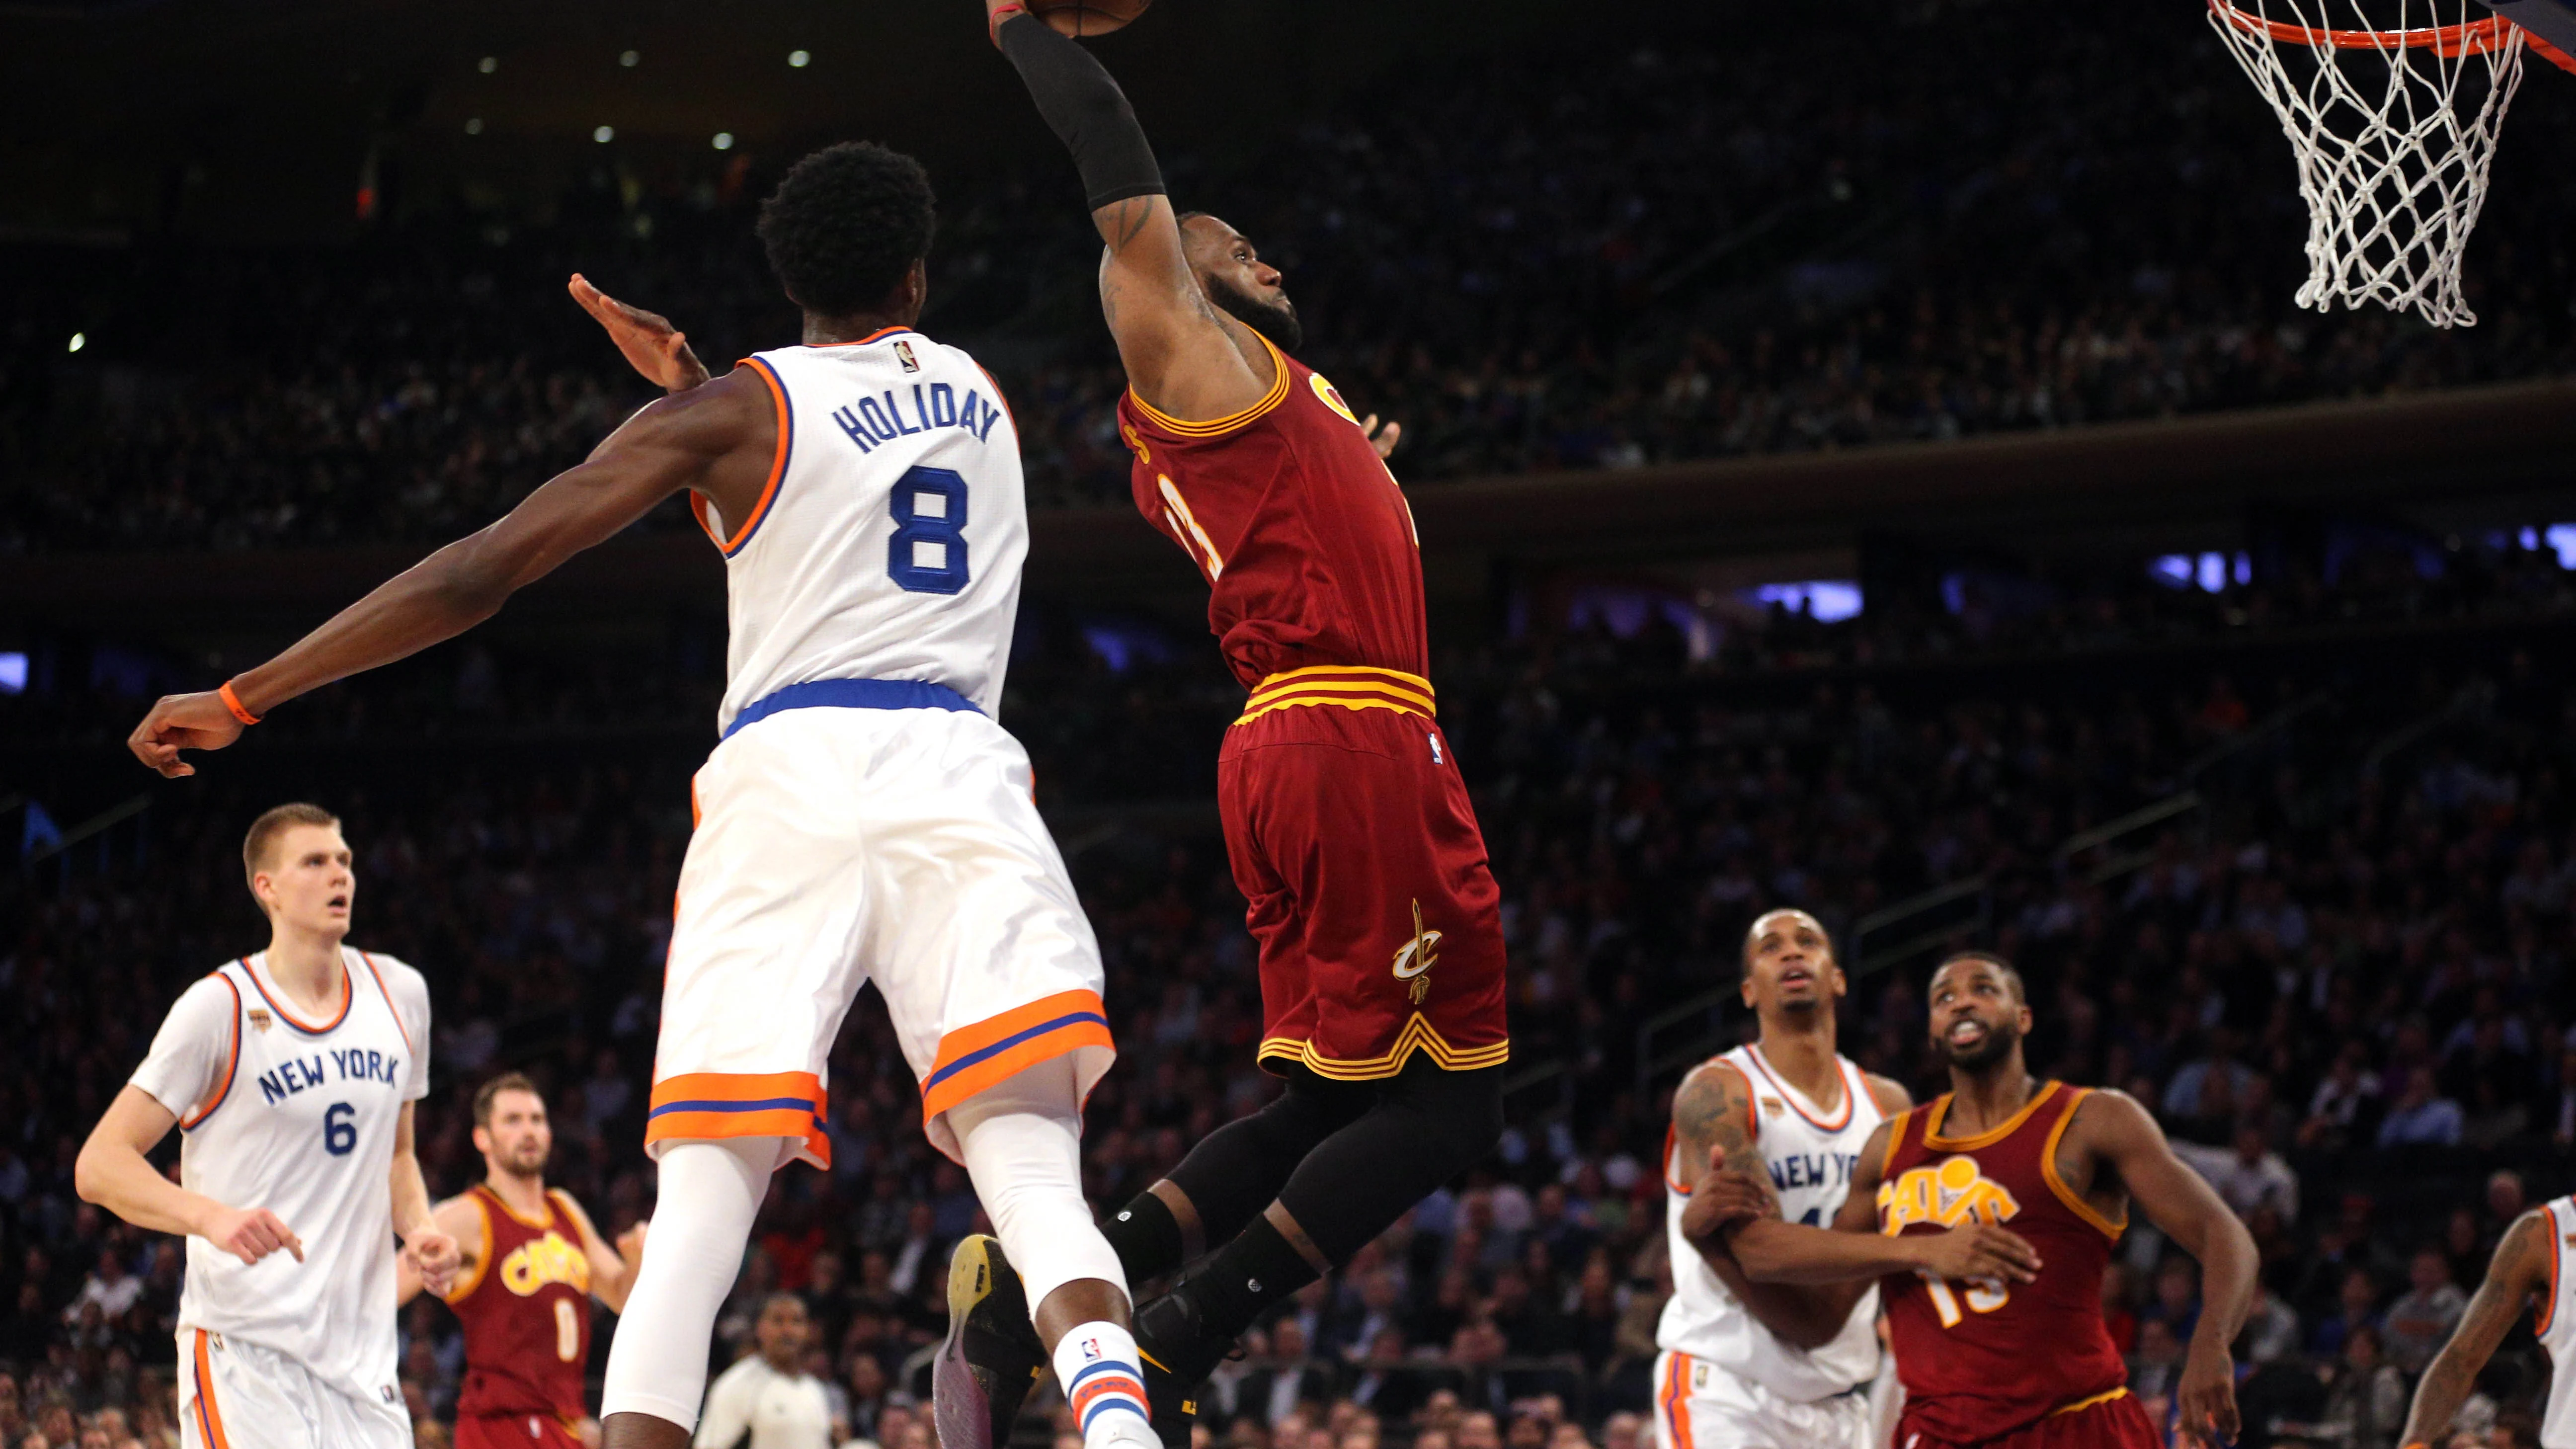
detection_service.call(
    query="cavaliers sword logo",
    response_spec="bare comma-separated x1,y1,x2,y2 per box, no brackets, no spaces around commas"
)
1392,899,1442,1005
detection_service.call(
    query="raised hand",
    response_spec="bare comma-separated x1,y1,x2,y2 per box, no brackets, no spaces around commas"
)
568,273,710,393
1360,413,1403,460
128,690,247,779
203,1204,304,1266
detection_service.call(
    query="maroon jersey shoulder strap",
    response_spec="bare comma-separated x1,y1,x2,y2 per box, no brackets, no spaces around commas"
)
2035,1085,2128,1240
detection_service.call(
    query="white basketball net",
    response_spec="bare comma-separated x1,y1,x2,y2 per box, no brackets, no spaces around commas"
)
2208,0,2526,328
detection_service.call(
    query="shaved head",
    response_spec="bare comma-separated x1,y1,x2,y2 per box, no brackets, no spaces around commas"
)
1934,951,2025,1003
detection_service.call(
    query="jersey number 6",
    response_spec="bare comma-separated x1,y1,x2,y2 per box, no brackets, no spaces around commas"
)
887,466,970,595
322,1102,357,1156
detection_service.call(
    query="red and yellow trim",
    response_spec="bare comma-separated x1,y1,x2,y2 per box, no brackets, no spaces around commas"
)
445,1191,497,1305
920,990,1115,1126
646,1070,828,1167
1126,336,1293,438
692,355,792,556
1658,1351,1693,1449
1924,1080,2061,1150
1257,1013,1508,1082
2048,1386,2131,1418
180,973,244,1130
242,954,352,1035
1234,665,1436,726
190,1329,233,1449
2040,1087,2127,1241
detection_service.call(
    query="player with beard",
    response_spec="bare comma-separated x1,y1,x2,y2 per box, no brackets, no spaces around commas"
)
401,1073,646,1449
948,7,1508,1449
1658,909,1913,1449
1689,952,2259,1449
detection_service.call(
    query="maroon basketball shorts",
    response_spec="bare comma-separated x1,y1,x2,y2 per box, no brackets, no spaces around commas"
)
1216,681,1509,1080
1897,1388,2163,1449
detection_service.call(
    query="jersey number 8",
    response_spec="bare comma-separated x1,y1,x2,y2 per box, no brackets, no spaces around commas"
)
887,467,970,595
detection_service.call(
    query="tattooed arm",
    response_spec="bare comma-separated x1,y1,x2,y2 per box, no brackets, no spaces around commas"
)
2401,1209,2554,1449
1669,1062,1865,1349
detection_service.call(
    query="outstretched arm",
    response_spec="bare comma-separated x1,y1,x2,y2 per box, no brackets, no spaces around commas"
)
127,369,769,776
984,2,1269,420
398,1192,490,1306
1667,1063,1862,1349
2402,1209,2554,1449
2089,1090,2257,1449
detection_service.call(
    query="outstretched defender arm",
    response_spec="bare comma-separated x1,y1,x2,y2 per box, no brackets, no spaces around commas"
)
2401,1208,2554,1449
2085,1090,2256,1449
127,361,768,777
983,1,1271,422
1697,1121,2043,1292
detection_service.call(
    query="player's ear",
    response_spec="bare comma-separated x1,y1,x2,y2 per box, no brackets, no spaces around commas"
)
471,1125,491,1157
1830,961,1848,998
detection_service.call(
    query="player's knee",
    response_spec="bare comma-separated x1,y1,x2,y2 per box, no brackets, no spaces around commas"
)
1407,1063,1504,1177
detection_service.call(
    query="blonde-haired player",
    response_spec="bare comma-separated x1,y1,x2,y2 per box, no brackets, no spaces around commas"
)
1659,909,1910,1449
75,802,457,1449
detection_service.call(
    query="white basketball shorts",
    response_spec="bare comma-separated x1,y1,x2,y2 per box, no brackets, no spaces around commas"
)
179,1327,409,1449
646,691,1113,1169
1653,1350,1879,1449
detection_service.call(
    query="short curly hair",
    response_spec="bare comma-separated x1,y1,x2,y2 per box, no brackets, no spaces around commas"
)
758,141,936,319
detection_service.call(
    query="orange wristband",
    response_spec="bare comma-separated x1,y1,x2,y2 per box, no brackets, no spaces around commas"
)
988,1,1027,46
219,680,261,726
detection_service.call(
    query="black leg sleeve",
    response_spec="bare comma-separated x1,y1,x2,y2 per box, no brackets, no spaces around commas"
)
1155,1069,1368,1253
1271,1058,1506,1264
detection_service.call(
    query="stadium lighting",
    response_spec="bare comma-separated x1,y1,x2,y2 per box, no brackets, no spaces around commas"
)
788,49,811,68
66,333,83,354
593,126,615,143
620,50,640,68
478,56,497,74
0,653,23,695
2547,525,2576,570
464,118,483,135
1752,580,1863,623
712,133,735,151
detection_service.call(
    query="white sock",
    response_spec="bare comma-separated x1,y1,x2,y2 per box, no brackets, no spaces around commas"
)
948,1056,1127,1311
1054,1321,1155,1449
599,1136,774,1428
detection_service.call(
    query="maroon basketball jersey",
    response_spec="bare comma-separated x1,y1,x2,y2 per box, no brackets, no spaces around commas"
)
448,1185,592,1420
1878,1083,2129,1444
1117,336,1430,691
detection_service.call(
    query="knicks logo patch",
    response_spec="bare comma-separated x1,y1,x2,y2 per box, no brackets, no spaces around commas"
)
1310,372,1359,425
500,1231,591,1297
1392,899,1442,1005
1877,1155,2020,1235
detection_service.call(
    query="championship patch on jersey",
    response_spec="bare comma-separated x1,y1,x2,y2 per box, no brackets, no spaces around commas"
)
894,339,921,373
1760,1096,1785,1117
246,1008,271,1032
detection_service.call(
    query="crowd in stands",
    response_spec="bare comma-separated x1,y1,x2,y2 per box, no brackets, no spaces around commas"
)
3,528,2574,1448
10,0,2576,550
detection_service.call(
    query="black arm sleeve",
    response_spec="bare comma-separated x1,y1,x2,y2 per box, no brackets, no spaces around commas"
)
995,12,1166,211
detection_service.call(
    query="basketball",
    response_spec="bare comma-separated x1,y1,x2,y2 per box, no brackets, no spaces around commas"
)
1029,0,1150,38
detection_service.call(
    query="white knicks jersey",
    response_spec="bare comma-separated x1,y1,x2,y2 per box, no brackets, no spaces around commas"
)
1659,1044,1886,1401
705,329,1027,732
128,949,429,1406
2537,1197,2576,1447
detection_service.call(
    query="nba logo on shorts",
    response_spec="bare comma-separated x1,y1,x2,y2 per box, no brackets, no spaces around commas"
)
1081,1337,1101,1361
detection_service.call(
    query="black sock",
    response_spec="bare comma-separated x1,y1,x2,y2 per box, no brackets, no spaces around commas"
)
1101,1190,1185,1286
1161,1216,1321,1374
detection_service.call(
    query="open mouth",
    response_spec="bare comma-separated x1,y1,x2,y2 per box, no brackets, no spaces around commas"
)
1947,1019,1988,1047
326,894,350,911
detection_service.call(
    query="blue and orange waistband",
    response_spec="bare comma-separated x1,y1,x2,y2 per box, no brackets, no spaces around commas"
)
722,677,981,739
1233,665,1435,727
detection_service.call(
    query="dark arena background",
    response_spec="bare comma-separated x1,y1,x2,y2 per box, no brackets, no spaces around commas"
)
6,0,2576,1446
